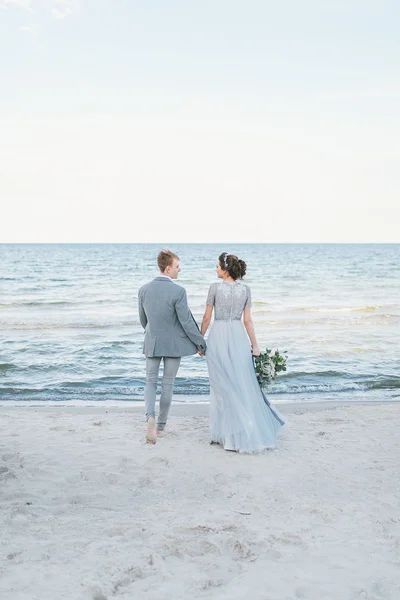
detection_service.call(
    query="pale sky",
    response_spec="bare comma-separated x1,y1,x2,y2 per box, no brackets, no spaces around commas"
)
1,0,399,243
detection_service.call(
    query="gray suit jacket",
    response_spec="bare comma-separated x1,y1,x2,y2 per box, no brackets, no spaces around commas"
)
138,277,206,358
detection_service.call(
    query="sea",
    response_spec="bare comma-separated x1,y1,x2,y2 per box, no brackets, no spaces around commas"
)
1,243,399,406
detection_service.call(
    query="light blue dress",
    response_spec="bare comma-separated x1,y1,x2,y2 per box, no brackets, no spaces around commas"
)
206,281,286,453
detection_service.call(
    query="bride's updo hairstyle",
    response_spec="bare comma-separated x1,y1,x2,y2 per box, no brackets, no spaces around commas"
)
218,253,247,281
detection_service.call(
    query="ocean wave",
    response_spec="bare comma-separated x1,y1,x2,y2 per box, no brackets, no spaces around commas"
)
368,377,400,390
48,278,69,282
270,382,363,394
279,370,346,380
300,306,379,313
0,301,74,308
272,377,400,394
0,320,142,330
255,316,398,327
0,298,133,309
0,363,18,373
253,305,400,315
2,375,399,400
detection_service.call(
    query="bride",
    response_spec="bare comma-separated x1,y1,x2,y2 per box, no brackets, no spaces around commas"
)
201,253,286,453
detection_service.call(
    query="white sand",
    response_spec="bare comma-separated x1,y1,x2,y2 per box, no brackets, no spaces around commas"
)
1,403,399,600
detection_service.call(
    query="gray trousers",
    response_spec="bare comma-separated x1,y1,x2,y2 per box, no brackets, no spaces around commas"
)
144,357,181,430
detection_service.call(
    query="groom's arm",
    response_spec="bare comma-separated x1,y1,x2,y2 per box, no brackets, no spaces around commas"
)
138,290,148,329
175,288,206,353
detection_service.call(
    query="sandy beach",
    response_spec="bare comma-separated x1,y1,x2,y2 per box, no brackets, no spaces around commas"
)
1,401,399,600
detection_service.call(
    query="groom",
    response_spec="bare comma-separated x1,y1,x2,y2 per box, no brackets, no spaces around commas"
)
138,249,206,444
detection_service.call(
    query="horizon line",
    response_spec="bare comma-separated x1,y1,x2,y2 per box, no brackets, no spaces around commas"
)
1,241,400,246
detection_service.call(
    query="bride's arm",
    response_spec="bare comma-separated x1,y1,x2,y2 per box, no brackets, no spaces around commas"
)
201,305,213,336
243,307,260,356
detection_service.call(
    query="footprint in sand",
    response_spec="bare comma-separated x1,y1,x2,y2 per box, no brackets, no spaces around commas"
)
91,590,108,600
216,537,256,561
213,472,229,485
144,456,169,467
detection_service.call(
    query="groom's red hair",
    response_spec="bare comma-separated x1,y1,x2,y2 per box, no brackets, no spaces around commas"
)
157,249,179,273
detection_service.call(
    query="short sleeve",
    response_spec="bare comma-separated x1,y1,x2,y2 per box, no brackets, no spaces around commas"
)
244,285,252,308
206,283,216,306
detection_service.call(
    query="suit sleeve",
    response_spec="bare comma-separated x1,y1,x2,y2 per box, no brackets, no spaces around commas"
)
138,290,148,329
175,288,207,352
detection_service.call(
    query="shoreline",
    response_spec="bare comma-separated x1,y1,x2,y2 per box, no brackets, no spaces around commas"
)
1,397,399,415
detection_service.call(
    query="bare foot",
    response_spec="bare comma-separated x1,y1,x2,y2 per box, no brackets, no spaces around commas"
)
156,429,167,437
146,417,157,444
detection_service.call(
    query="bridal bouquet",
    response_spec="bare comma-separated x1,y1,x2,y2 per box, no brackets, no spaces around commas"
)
254,348,287,389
